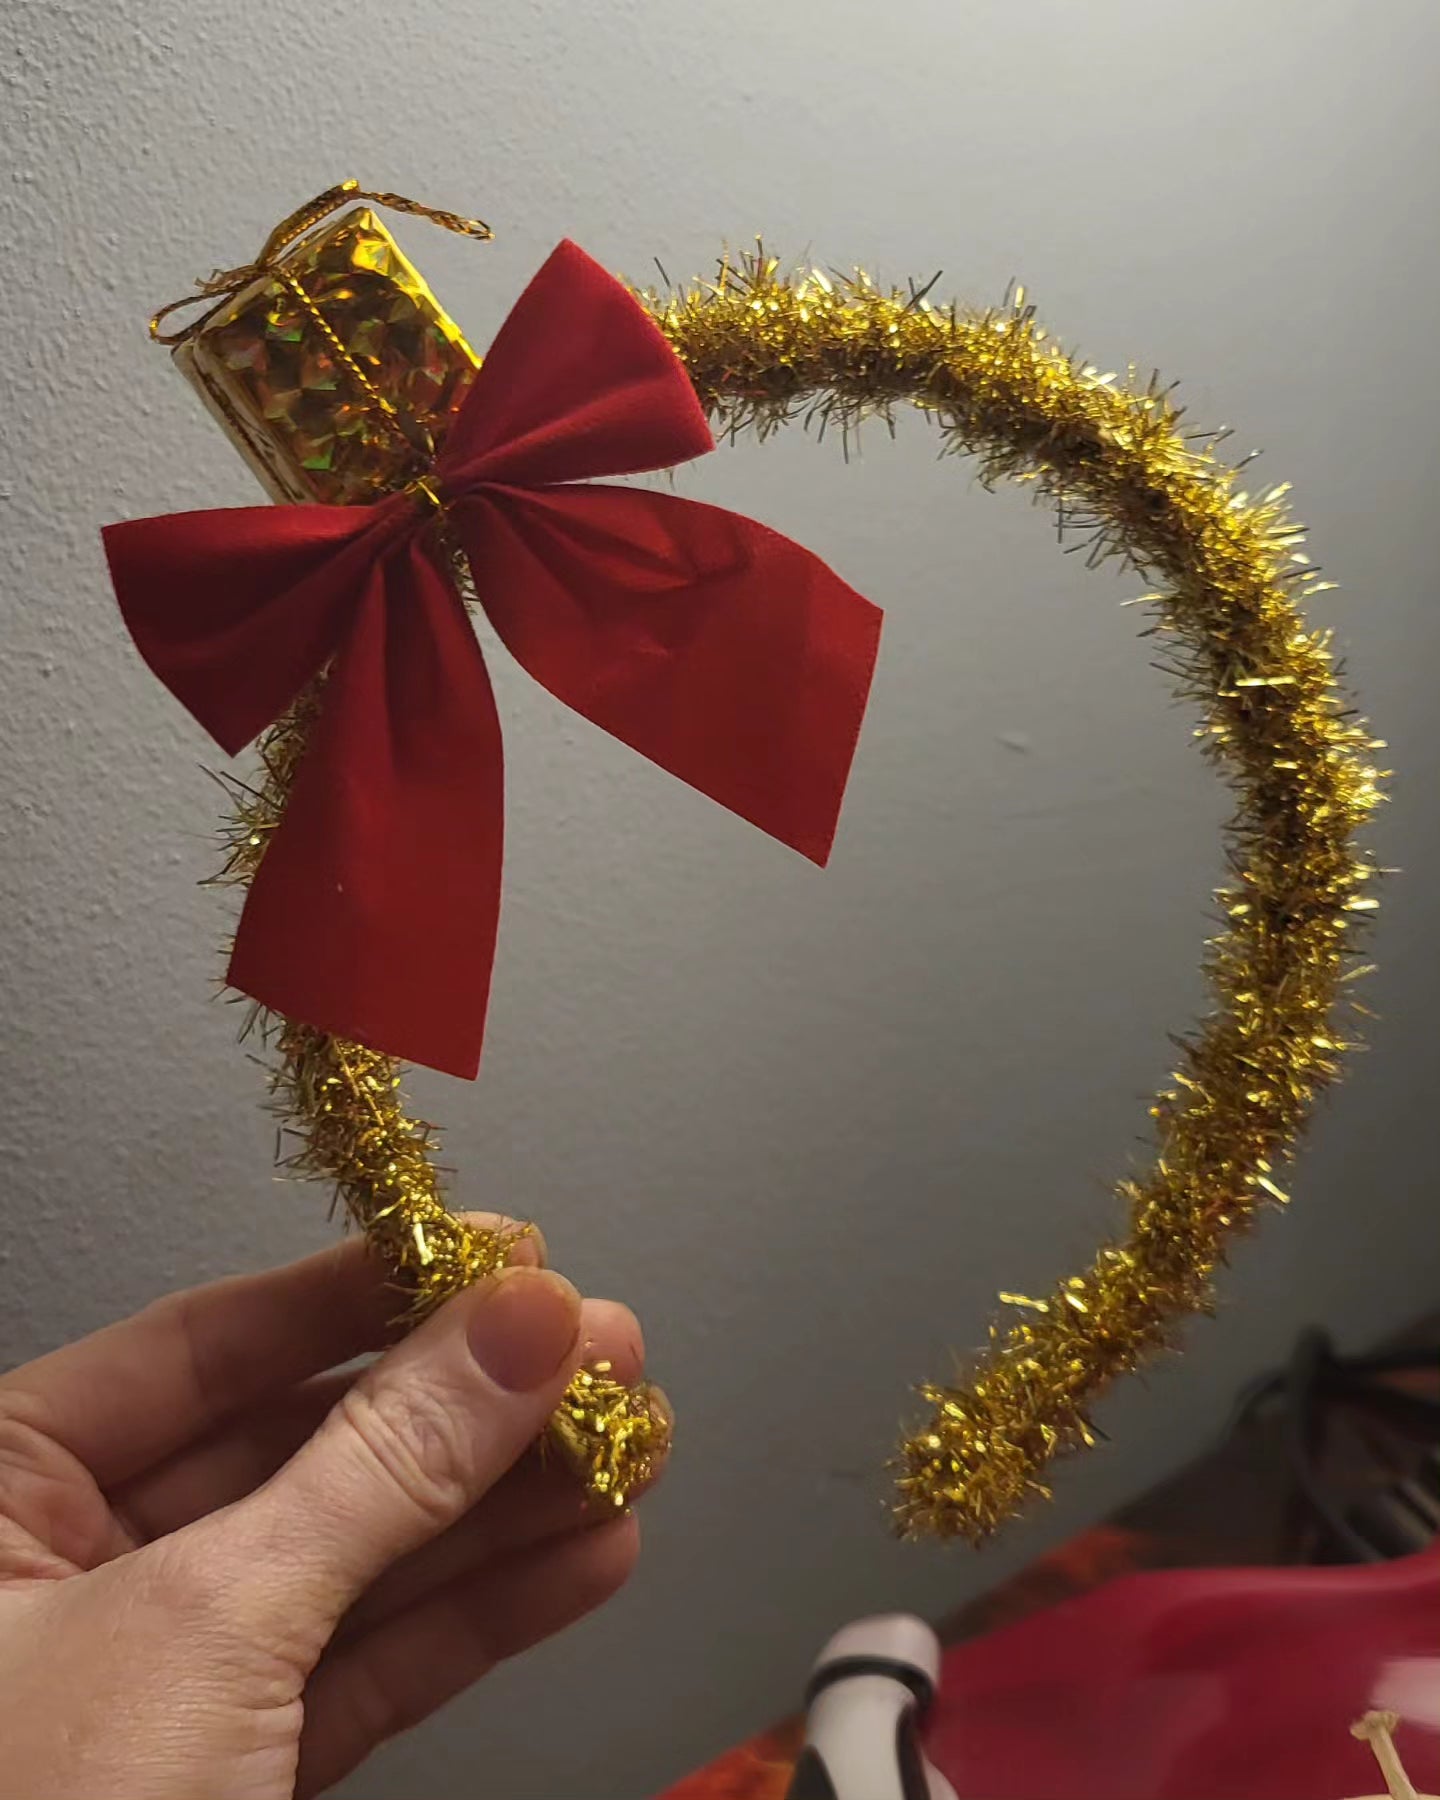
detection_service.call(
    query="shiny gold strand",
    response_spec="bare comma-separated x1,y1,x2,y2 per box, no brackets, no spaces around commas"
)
639,252,1384,1542
548,1363,674,1510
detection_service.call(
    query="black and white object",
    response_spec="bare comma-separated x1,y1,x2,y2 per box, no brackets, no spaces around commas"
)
784,1614,958,1800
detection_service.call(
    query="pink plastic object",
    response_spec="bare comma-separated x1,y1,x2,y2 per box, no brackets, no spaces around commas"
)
924,1549,1440,1800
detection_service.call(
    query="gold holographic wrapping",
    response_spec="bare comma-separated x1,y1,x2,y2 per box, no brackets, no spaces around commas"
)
167,188,665,1509
172,204,479,504
641,251,1382,1541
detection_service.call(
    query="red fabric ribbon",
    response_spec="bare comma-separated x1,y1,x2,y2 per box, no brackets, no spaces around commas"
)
104,241,882,1078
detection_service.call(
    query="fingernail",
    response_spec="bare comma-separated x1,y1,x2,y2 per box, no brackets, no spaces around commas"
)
647,1384,675,1438
504,1221,548,1268
467,1267,581,1391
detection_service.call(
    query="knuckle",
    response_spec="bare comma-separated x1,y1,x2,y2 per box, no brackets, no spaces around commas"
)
129,1533,233,1629
0,1403,119,1571
0,1406,52,1486
333,1376,474,1529
126,1536,312,1698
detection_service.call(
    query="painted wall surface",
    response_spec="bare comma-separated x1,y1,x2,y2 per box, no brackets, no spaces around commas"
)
3,2,1437,1794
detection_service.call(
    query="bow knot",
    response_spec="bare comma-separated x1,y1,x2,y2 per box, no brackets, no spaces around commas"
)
106,240,883,1078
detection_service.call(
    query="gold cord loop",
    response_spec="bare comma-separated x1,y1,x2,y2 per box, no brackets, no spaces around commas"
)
149,180,492,346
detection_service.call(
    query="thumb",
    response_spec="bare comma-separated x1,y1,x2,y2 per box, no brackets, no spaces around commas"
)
193,1266,583,1641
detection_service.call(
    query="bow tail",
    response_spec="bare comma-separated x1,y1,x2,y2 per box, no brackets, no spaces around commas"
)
460,484,883,865
229,539,505,1079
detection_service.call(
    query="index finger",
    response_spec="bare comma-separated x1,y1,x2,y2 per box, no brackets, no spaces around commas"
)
0,1213,539,1488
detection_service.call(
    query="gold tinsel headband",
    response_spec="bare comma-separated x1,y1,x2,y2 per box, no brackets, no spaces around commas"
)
120,186,1383,1541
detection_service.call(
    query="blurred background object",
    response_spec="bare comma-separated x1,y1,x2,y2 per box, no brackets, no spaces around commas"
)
666,1323,1439,1799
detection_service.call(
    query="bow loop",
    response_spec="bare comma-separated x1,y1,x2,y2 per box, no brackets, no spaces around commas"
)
437,241,715,491
103,498,423,757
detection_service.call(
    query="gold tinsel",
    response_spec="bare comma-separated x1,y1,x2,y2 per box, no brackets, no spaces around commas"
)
639,251,1383,1541
182,207,1380,1543
549,1363,673,1510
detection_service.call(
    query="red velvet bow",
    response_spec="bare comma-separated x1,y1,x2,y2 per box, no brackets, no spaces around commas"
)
103,241,882,1078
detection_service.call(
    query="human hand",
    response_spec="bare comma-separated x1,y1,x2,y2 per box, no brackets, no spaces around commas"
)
0,1219,661,1798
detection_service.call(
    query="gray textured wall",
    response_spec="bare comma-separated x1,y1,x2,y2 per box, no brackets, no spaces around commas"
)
3,1,1438,1795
